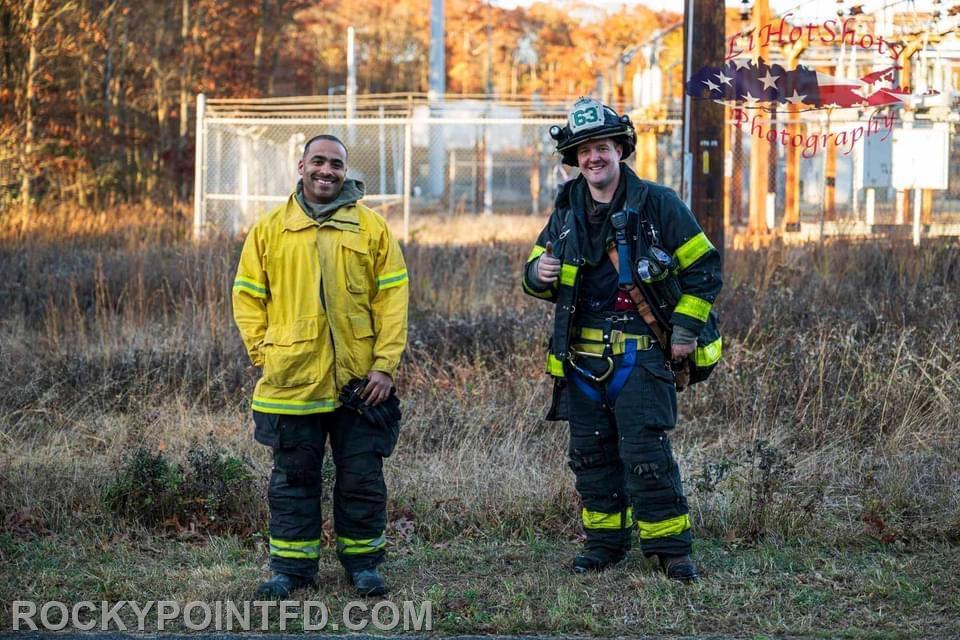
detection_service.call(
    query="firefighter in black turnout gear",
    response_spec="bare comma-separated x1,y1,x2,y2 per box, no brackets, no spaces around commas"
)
523,98,723,580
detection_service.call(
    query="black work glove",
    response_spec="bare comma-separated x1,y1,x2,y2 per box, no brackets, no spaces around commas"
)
339,378,402,430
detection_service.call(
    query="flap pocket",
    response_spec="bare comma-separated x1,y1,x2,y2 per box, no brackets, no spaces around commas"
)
638,359,677,384
263,318,319,346
349,312,374,338
341,232,369,254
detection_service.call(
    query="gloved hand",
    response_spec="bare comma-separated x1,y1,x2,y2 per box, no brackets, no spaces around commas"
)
339,378,402,430
536,241,561,285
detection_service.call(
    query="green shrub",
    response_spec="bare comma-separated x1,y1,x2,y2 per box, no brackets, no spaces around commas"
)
102,440,262,536
102,447,183,527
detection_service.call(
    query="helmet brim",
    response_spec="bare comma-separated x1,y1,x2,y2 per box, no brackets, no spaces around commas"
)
559,132,636,166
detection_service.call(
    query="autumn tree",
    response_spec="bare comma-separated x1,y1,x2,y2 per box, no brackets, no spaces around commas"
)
0,0,681,214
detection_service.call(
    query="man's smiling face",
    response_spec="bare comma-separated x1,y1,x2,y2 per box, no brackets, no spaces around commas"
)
298,138,347,204
576,137,622,195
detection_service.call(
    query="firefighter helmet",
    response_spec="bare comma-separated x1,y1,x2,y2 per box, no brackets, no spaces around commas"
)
550,97,636,167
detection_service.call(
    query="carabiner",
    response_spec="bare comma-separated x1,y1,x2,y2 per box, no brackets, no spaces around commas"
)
567,350,615,383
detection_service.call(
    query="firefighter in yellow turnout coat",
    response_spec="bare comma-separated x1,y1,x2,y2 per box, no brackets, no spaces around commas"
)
233,135,408,598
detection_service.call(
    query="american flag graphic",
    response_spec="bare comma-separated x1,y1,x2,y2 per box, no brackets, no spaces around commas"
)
685,58,937,111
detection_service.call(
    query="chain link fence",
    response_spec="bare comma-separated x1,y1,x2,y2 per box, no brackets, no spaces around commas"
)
195,94,958,242
194,95,685,240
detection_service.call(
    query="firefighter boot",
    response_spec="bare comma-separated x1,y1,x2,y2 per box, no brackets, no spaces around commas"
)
658,554,700,581
573,546,628,574
254,572,315,599
348,568,387,596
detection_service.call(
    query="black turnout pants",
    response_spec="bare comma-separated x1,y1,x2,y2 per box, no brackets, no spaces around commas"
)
565,346,692,558
253,408,396,577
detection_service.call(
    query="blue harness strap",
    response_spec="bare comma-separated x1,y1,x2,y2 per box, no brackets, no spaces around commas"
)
571,367,603,402
570,338,638,405
605,338,637,403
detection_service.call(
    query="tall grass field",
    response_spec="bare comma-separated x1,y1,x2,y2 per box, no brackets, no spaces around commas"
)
1,207,958,636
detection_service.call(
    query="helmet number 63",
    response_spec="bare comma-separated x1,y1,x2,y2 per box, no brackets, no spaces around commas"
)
571,106,601,130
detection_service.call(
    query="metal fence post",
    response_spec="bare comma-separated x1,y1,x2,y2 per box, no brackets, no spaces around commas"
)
403,118,412,244
192,92,206,240
913,187,922,246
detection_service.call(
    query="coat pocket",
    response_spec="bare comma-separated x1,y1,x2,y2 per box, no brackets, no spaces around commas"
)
341,232,370,294
261,317,320,387
348,312,374,339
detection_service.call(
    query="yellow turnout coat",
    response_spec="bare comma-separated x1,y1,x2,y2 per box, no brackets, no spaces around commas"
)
232,195,408,415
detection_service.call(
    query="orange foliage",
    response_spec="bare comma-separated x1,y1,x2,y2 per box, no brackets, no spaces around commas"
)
0,0,681,207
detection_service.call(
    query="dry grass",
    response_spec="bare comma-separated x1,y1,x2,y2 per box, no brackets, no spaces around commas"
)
399,213,549,246
1,210,959,635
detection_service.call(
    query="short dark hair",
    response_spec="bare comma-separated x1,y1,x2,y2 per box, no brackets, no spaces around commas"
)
303,134,348,160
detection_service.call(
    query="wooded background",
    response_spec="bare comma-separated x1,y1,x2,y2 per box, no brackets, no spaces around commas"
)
1,0,679,212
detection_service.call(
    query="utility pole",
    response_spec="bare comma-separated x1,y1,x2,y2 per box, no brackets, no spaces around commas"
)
480,0,493,215
683,0,726,253
428,0,446,200
747,0,771,237
346,26,357,145
780,34,807,232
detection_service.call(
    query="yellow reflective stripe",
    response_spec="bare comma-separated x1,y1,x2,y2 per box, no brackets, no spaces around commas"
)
577,327,647,343
270,537,321,559
523,278,555,299
581,507,634,530
572,337,651,355
674,232,715,270
527,244,546,262
337,534,386,555
233,276,268,299
545,353,565,377
560,263,578,286
377,269,408,290
674,294,712,323
252,396,337,415
636,513,691,539
694,336,722,367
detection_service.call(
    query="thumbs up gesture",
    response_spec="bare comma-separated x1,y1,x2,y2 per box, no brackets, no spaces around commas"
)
536,241,561,285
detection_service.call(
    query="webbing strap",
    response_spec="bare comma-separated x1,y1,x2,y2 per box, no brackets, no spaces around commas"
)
571,339,650,356
605,338,637,403
577,327,650,344
571,368,603,402
570,339,638,405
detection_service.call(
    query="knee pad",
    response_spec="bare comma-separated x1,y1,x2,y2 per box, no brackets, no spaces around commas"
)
274,447,322,488
621,430,675,480
568,420,620,472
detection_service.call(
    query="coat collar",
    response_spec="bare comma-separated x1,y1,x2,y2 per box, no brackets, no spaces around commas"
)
282,194,361,233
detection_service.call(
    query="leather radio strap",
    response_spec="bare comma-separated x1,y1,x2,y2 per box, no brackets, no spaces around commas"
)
607,245,669,351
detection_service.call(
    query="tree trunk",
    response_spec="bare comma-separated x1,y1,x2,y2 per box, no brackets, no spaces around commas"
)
253,0,265,93
20,0,41,230
178,0,190,200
